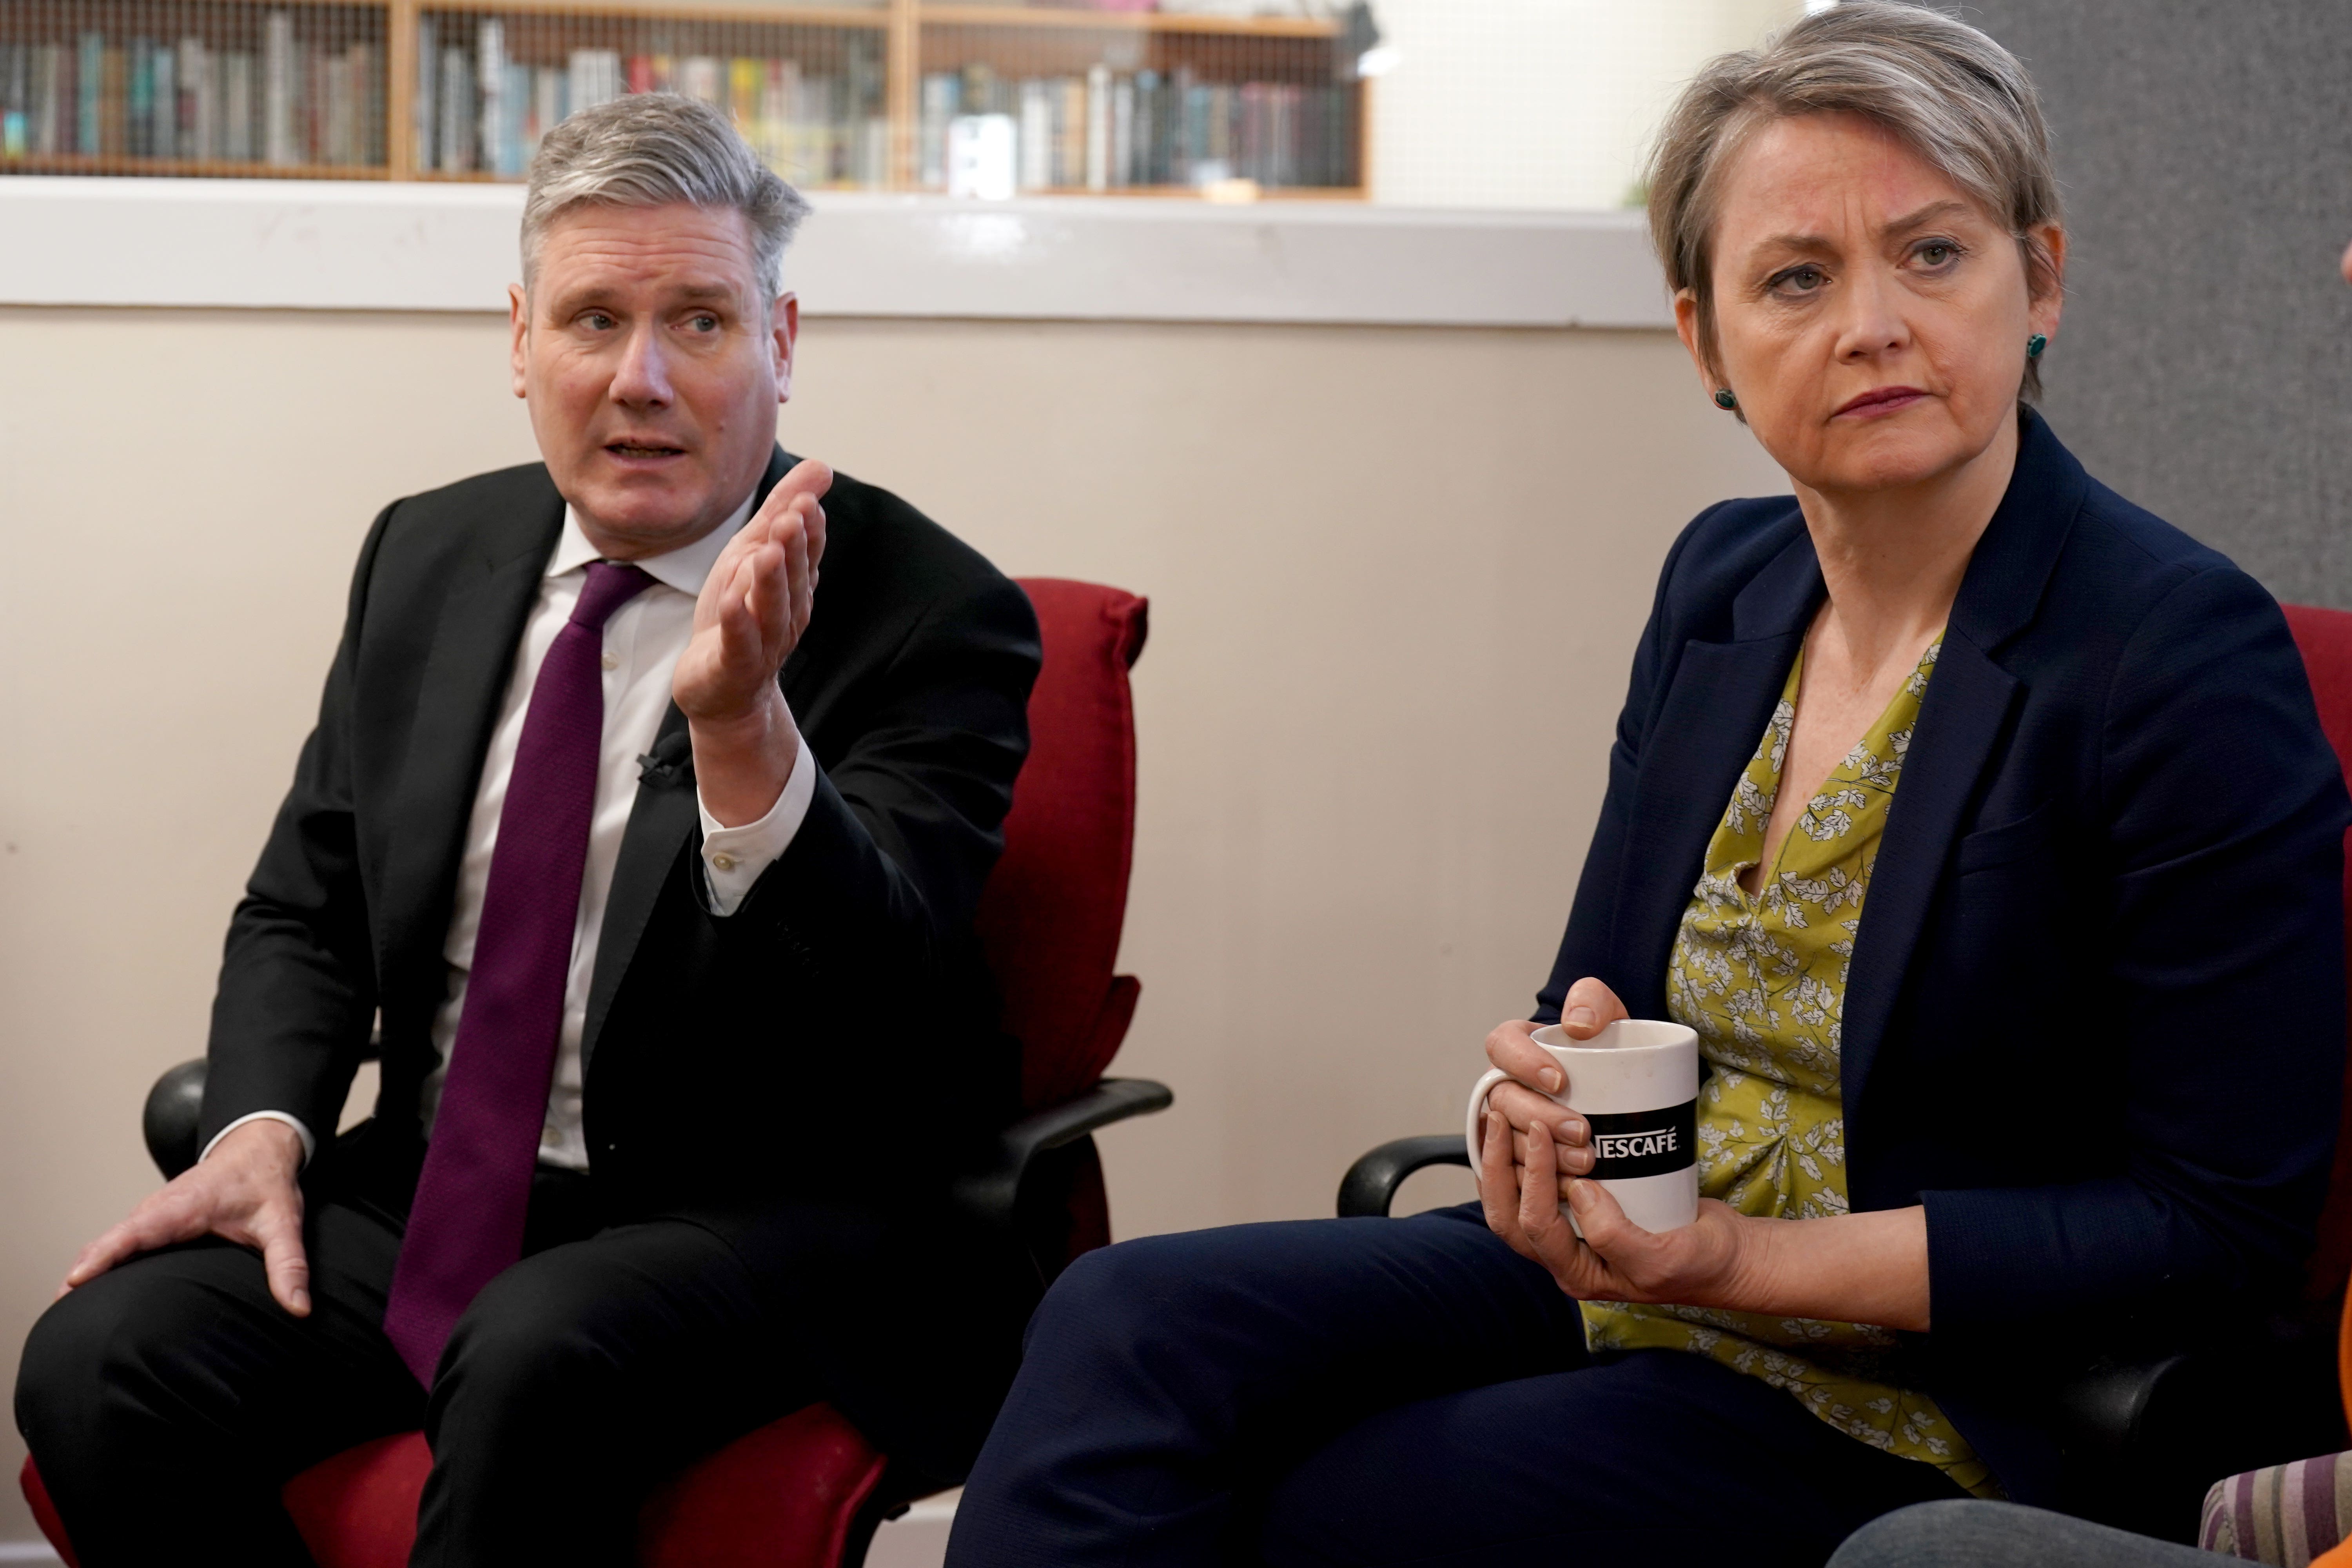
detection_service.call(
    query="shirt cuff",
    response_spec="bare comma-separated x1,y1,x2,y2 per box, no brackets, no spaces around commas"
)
695,735,817,917
200,1110,317,1168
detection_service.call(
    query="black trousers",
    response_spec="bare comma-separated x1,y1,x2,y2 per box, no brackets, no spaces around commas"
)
15,1124,1034,1568
945,1203,1970,1568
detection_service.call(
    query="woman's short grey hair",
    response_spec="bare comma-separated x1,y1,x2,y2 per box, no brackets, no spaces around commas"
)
521,94,811,305
1646,1,2062,400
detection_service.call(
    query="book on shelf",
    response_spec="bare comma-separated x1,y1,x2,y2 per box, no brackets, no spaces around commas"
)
0,14,381,168
410,17,888,187
924,62,1354,192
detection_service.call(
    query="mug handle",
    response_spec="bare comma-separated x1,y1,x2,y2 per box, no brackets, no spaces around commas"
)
1464,1066,1513,1170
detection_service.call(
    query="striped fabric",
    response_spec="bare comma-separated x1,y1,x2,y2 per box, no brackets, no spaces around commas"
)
2203,1452,2352,1564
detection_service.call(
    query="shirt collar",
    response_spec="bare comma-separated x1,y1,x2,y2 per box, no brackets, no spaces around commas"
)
549,488,760,597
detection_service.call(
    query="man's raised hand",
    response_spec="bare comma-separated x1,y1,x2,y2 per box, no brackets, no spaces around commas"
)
674,458,831,727
675,458,832,828
60,1118,311,1316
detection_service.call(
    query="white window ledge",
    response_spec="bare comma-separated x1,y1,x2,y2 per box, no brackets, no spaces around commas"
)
0,177,1671,328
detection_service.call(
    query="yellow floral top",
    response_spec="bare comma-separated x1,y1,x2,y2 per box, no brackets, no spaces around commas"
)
1581,636,1996,1499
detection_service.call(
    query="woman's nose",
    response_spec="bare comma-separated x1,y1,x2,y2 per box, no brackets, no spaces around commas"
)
1832,268,1910,361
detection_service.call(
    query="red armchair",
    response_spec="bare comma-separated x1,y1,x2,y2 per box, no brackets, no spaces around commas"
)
22,577,1165,1568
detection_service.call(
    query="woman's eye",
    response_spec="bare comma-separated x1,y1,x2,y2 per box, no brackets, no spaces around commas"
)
1914,241,1961,268
1773,265,1827,294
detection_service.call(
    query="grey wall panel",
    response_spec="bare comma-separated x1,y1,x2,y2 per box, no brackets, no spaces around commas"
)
1958,0,2352,606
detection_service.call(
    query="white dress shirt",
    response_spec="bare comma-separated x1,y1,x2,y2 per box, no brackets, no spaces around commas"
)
207,493,818,1171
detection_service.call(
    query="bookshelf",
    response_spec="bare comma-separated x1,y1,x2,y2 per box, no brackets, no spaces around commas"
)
0,0,1366,196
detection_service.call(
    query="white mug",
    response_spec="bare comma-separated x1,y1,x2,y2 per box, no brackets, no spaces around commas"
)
1466,1018,1701,1235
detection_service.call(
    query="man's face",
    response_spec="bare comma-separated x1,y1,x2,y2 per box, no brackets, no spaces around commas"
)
510,201,797,560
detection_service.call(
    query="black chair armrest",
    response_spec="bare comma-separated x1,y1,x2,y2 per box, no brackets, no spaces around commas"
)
1337,1134,1470,1219
144,1058,210,1180
952,1077,1174,1231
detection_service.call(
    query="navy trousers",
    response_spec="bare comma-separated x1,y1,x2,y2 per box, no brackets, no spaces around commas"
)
947,1203,1968,1568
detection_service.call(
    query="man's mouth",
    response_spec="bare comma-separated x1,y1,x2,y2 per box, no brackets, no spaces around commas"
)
606,441,686,459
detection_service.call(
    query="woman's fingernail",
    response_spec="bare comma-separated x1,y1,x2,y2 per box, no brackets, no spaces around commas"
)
1568,1180,1596,1210
1566,1006,1596,1029
1560,1119,1586,1143
1538,1067,1564,1093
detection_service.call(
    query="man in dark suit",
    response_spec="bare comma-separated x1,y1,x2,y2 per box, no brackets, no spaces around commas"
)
15,93,1041,1566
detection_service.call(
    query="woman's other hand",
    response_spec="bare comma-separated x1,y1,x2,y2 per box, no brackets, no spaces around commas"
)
1483,977,1631,1194
1477,1108,1754,1308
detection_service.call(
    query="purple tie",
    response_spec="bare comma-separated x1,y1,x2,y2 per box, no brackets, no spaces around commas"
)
385,560,655,1386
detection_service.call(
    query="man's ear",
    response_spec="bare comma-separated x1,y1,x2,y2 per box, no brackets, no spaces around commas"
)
508,284,530,401
773,292,799,405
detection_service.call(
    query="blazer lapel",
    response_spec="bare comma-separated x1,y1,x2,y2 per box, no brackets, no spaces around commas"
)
1837,637,2018,1117
580,445,799,1073
1616,634,1806,1011
377,506,561,1000
1839,410,2085,1116
1613,526,1822,1013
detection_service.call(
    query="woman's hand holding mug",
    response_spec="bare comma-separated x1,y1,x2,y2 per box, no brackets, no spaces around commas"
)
1480,976,1634,1196
1478,1108,1759,1308
1474,976,1759,1309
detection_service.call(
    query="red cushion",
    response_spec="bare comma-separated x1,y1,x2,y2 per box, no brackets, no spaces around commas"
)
984,579,1150,1109
24,1406,886,1568
282,1432,432,1568
637,1404,887,1568
2284,604,2352,1296
19,1457,81,1568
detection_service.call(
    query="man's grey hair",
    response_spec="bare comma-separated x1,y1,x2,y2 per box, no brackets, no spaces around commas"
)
1645,1,2062,401
521,93,812,303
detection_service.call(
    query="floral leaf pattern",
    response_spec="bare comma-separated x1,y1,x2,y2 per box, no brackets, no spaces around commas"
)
1583,637,1994,1498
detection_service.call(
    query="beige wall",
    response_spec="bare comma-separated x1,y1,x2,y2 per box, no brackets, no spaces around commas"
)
0,303,1782,1539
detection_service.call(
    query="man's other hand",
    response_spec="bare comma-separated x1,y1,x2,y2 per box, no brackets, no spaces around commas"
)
60,1119,310,1316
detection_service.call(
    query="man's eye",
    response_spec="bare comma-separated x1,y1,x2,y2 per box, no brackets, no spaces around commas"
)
582,312,615,330
688,314,719,332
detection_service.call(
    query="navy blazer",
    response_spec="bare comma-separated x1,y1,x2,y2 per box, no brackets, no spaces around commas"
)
1537,412,2350,1502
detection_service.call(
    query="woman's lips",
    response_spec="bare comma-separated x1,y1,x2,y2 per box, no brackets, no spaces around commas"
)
1834,387,1929,419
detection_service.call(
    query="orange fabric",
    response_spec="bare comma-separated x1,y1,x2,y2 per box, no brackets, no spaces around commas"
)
2314,1538,2352,1568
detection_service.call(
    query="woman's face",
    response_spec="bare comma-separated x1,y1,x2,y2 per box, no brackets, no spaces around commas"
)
1678,111,2064,500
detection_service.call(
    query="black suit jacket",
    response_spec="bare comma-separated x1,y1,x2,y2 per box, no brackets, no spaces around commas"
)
1539,411,2351,1502
200,446,1042,1218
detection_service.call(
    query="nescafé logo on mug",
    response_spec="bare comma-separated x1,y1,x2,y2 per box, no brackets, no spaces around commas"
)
1584,1100,1699,1180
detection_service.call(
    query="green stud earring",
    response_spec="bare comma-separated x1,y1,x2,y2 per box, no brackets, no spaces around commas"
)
1713,388,1739,410
2026,333,2047,360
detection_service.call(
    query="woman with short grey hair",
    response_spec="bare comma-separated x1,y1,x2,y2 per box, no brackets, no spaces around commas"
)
947,3,2348,1564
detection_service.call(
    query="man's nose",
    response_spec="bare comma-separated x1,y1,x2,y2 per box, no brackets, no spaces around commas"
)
610,323,673,407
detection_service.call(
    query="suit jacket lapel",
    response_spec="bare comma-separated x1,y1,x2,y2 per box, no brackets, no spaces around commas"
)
1837,638,2018,1116
1613,527,1822,1013
580,445,798,1073
377,496,562,1004
1840,410,2084,1117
